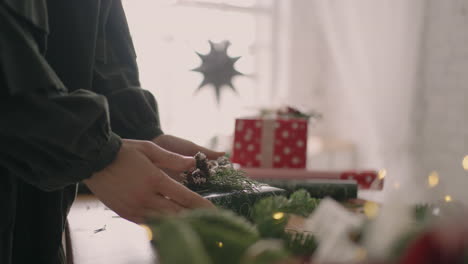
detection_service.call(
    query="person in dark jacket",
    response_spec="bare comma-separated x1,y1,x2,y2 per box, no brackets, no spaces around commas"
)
0,0,223,263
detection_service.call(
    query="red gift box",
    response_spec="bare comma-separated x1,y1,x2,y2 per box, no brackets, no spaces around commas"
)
340,171,383,190
231,118,308,168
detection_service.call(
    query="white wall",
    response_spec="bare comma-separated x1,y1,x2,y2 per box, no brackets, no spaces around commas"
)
412,0,468,201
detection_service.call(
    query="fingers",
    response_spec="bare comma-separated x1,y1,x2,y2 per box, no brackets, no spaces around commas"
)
193,144,226,160
152,134,225,160
140,141,195,171
162,168,186,182
144,194,185,219
157,173,215,209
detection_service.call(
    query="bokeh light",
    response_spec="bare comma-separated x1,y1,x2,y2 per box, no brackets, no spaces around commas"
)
140,224,153,241
378,169,387,180
272,212,285,220
444,195,453,203
364,201,379,219
428,171,439,188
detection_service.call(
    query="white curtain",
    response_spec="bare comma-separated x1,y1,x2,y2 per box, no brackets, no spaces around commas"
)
275,0,426,199
278,0,468,202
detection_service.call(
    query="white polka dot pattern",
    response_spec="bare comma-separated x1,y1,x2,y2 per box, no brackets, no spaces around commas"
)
231,118,308,168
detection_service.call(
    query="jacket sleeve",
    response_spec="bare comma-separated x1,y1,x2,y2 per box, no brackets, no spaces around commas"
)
0,4,121,191
92,0,163,141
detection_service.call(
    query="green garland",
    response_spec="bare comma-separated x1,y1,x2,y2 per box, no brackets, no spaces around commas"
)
251,189,319,256
150,190,321,264
151,183,461,264
283,231,318,257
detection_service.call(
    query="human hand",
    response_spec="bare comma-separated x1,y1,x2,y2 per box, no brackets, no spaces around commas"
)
153,134,225,160
152,135,225,181
83,139,214,223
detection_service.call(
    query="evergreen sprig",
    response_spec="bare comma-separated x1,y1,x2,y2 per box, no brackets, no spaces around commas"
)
183,153,260,193
283,231,318,256
251,189,321,255
252,189,320,224
209,166,259,192
285,189,321,217
252,196,290,238
151,190,322,264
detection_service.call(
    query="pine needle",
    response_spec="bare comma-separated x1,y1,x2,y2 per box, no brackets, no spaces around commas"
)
183,152,261,193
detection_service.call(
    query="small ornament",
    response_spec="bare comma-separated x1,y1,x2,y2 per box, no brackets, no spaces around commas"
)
193,40,243,104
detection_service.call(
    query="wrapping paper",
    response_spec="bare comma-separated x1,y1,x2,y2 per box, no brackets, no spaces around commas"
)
257,179,358,201
231,118,308,169
243,168,383,190
200,185,286,218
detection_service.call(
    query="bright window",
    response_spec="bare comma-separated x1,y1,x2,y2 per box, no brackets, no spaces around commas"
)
123,0,275,148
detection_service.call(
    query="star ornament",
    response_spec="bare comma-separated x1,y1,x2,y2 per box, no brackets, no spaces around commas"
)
193,40,243,104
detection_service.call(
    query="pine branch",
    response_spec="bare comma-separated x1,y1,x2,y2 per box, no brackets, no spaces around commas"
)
183,152,260,193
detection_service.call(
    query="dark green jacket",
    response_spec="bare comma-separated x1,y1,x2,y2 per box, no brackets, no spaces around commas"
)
0,0,163,263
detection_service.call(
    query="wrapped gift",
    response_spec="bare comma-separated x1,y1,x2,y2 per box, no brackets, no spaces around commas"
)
340,170,383,189
243,168,384,190
231,118,308,168
200,185,286,218
256,179,358,201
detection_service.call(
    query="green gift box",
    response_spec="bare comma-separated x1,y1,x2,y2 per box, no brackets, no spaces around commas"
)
255,179,358,201
199,185,286,218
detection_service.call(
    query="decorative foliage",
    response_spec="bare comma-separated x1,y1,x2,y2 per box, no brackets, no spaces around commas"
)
252,189,321,230
150,190,322,264
154,219,213,264
183,152,259,193
252,195,291,238
151,183,468,264
286,189,321,217
283,231,318,257
240,240,291,264
193,40,243,104
251,190,320,256
152,209,258,264
182,209,260,264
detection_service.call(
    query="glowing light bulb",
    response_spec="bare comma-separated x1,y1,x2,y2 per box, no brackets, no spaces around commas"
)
140,224,153,241
355,247,368,261
428,171,439,188
364,201,379,219
378,169,387,180
217,241,224,248
463,156,468,171
272,212,285,220
445,195,453,203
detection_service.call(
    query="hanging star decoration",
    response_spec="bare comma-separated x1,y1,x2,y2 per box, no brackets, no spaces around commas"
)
193,40,243,104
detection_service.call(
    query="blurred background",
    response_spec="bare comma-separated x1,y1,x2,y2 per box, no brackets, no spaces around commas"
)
122,0,468,203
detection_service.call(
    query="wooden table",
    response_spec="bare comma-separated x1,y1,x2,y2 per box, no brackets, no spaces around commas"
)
68,195,157,264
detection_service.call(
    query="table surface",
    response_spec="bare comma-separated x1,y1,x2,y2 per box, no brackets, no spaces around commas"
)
68,191,381,264
68,195,157,264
